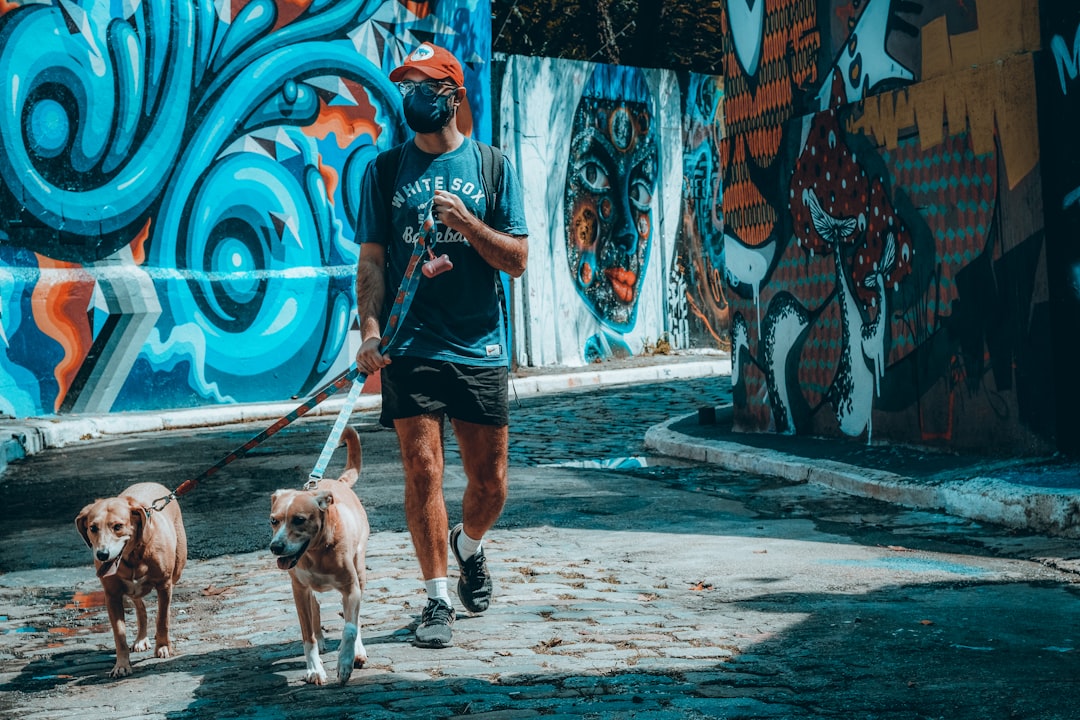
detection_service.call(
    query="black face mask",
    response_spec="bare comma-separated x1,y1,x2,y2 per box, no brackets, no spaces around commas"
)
403,91,454,134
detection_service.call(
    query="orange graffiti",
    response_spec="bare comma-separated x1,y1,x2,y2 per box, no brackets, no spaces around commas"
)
272,0,314,31
32,256,95,412
129,218,152,265
306,79,382,150
401,1,432,20
720,0,819,248
318,155,339,205
605,267,637,303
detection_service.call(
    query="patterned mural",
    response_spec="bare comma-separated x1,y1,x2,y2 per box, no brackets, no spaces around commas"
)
0,0,491,417
722,0,1053,454
669,72,727,351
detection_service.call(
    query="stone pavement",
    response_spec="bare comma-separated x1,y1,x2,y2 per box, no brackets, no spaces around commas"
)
1,527,765,719
3,499,1079,719
3,354,1080,719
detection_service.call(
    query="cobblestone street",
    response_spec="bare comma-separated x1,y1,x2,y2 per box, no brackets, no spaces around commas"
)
2,377,1079,719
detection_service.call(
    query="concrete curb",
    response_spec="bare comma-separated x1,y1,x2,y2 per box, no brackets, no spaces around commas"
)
0,359,731,466
645,410,1080,539
510,359,731,395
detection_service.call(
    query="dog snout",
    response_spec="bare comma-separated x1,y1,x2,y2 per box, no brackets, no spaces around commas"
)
96,549,111,562
270,539,286,556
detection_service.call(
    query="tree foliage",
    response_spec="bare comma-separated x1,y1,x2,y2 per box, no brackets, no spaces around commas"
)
492,1,727,74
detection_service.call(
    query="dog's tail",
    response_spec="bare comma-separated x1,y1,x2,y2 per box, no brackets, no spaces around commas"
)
336,426,362,487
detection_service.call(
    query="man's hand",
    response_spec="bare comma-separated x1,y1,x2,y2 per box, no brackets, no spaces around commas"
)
355,336,391,376
432,189,528,277
433,189,476,235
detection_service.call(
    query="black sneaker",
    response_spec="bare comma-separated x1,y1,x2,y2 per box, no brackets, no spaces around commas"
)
450,523,493,614
414,598,455,648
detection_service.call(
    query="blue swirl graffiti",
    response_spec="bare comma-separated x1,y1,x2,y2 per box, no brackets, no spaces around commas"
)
0,0,193,261
0,0,422,411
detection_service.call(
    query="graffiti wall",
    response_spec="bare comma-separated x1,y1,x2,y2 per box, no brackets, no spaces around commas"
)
499,55,696,367
3,0,1064,459
719,0,1059,455
669,72,729,352
0,0,491,417
1038,1,1080,453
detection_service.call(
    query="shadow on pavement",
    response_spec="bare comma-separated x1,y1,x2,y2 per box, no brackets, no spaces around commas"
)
5,578,1078,719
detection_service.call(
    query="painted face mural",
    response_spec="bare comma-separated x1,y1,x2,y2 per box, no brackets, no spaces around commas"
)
563,65,657,332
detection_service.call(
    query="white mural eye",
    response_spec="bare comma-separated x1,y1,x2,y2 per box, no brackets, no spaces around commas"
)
629,179,653,212
578,160,610,193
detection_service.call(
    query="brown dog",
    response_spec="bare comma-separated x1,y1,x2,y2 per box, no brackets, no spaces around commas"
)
270,426,369,685
75,482,187,678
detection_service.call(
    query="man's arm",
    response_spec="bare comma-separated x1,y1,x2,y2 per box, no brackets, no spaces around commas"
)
354,242,391,373
432,189,528,277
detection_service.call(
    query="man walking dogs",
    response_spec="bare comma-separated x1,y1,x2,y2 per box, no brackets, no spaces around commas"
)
354,43,529,648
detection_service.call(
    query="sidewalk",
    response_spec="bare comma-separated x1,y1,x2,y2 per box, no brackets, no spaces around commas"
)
646,405,1080,542
0,353,730,469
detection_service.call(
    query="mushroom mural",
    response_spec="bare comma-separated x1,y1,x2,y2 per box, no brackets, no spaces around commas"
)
788,78,912,438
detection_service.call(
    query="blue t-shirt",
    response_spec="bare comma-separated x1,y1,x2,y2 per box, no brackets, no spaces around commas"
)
357,137,529,366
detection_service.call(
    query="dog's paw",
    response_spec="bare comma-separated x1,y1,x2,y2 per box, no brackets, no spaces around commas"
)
155,644,172,659
131,638,152,653
109,661,133,678
336,663,353,684
337,653,364,684
304,669,328,685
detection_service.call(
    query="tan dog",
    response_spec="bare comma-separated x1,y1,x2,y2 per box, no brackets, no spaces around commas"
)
75,482,187,678
270,426,369,685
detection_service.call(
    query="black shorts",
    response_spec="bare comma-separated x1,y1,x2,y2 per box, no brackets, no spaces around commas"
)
380,357,509,428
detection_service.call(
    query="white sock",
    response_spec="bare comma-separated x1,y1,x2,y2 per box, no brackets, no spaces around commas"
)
455,527,483,560
425,577,452,606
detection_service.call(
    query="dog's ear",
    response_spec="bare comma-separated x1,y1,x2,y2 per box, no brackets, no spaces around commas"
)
75,506,93,548
314,490,335,510
128,497,147,543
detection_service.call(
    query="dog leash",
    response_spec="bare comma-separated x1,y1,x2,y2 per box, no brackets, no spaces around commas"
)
305,203,451,487
150,203,450,512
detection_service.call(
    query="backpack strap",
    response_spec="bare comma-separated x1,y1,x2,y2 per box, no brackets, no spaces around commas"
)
475,141,504,223
374,142,406,219
474,141,513,368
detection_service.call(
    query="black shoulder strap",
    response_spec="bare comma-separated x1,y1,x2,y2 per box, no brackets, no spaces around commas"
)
374,143,406,213
474,141,513,368
475,141,504,223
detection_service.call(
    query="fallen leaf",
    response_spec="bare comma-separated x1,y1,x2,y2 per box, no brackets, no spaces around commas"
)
919,619,934,626
201,585,234,597
691,581,714,591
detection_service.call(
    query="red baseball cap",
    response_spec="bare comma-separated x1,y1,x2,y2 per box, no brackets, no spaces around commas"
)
389,42,465,87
